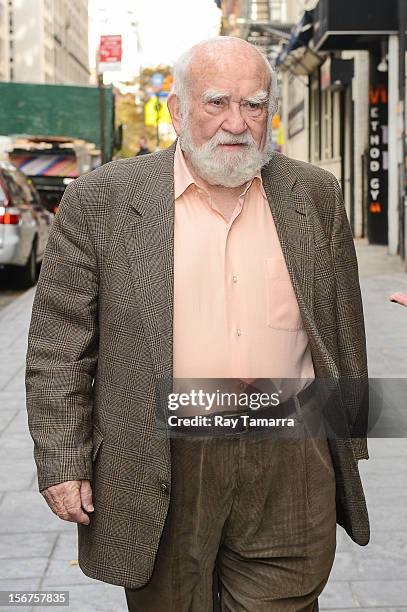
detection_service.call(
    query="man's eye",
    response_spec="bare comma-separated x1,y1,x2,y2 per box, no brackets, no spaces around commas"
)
211,99,224,106
246,102,261,110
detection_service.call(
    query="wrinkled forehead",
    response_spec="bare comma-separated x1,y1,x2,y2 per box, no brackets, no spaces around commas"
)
187,49,270,100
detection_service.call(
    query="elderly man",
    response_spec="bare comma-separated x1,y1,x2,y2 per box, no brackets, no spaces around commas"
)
25,37,369,611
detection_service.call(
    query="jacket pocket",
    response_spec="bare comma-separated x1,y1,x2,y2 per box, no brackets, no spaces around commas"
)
265,257,304,331
304,437,336,524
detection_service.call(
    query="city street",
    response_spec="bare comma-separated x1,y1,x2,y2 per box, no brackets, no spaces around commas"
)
0,240,406,612
0,270,25,312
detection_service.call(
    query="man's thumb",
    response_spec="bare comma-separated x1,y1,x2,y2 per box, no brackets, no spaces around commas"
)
80,480,94,512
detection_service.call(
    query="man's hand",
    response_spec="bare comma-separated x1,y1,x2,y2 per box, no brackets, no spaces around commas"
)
41,480,94,525
389,292,407,307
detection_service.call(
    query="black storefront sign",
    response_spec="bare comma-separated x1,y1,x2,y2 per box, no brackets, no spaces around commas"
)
367,83,388,244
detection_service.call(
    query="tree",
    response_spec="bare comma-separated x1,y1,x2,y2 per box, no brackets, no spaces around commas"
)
114,65,175,158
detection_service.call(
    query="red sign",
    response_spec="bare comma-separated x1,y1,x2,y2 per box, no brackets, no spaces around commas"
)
99,35,122,67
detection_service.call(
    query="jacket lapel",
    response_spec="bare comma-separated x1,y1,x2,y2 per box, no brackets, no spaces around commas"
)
261,154,339,376
122,145,176,380
261,156,315,319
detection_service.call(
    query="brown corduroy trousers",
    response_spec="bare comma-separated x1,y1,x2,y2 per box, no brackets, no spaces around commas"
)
125,420,336,611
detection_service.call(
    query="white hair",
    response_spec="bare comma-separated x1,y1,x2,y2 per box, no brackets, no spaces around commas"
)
172,36,280,122
178,117,274,187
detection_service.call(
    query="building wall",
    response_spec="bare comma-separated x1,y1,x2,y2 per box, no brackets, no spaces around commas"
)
281,71,309,161
10,0,89,84
345,50,369,238
279,0,309,162
51,0,89,84
0,0,10,80
286,0,300,22
12,0,45,82
220,0,249,37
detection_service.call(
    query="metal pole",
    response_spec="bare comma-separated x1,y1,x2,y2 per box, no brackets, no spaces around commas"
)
398,0,406,259
98,72,106,165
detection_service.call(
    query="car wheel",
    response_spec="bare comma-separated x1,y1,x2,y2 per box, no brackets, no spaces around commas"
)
14,243,38,289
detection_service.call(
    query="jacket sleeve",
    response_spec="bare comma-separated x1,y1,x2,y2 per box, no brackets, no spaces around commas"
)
25,180,99,492
329,174,369,461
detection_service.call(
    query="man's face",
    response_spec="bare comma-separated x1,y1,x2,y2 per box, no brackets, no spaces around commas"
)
169,48,274,188
187,64,269,152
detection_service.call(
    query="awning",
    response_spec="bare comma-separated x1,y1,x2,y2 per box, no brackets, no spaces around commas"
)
276,10,324,75
313,0,398,52
9,154,79,178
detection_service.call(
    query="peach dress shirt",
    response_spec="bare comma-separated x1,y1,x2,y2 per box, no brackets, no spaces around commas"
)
173,141,315,396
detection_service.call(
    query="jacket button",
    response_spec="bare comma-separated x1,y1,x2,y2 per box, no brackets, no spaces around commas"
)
160,482,170,494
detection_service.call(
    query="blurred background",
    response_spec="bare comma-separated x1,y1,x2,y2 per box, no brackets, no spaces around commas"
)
0,2,407,611
1,0,407,258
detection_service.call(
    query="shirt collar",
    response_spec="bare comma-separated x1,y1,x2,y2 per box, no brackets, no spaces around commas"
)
174,138,267,201
174,139,197,200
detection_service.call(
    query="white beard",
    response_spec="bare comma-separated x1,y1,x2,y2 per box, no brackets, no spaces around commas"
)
178,116,274,188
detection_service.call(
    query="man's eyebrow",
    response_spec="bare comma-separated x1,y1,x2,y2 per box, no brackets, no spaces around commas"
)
244,90,269,104
201,90,230,103
201,89,269,104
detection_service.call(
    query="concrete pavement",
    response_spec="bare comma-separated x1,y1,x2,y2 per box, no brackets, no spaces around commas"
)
319,240,407,611
0,290,128,612
0,240,406,611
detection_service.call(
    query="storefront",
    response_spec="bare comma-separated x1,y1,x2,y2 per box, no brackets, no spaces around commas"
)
312,0,398,244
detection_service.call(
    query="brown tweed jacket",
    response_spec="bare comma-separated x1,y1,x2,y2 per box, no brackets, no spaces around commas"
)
25,142,370,589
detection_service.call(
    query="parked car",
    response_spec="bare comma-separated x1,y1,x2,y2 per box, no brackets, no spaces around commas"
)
0,161,54,289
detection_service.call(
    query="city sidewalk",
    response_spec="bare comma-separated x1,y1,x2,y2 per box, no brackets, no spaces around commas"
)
0,241,406,611
318,241,407,611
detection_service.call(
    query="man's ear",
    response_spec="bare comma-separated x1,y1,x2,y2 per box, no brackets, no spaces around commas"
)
167,94,182,136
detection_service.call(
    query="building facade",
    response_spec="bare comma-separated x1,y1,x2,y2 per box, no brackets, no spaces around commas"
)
8,0,89,84
220,0,291,64
218,0,406,256
278,0,406,255
0,0,10,80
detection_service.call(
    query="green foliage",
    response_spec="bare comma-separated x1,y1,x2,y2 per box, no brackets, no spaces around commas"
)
115,65,174,158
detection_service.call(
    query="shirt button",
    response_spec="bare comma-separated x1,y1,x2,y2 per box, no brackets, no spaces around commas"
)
236,329,242,337
160,482,170,494
239,381,246,391
232,275,238,283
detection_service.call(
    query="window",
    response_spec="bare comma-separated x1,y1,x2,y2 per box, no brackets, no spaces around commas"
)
13,169,35,202
1,169,24,203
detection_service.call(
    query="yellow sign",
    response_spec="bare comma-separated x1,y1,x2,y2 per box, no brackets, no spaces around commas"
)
144,95,172,126
272,113,280,130
159,98,171,124
277,125,284,147
144,96,158,126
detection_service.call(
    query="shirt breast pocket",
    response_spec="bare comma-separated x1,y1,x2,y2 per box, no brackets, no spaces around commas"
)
265,257,304,331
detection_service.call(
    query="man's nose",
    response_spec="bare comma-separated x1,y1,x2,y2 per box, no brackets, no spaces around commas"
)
221,102,248,134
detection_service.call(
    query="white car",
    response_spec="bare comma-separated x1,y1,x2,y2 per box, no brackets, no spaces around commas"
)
0,161,54,288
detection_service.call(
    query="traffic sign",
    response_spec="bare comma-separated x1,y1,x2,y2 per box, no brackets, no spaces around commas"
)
151,72,164,93
151,73,164,86
99,35,122,72
144,95,172,126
